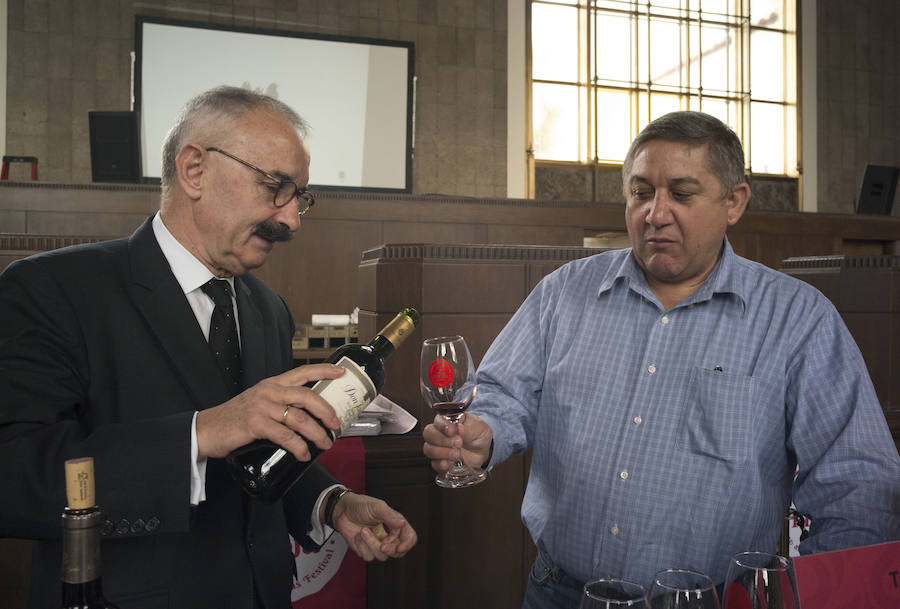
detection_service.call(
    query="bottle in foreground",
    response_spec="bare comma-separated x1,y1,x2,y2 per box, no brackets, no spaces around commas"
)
61,457,120,609
227,307,421,502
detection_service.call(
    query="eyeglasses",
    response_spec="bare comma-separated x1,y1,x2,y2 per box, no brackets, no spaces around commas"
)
205,147,315,216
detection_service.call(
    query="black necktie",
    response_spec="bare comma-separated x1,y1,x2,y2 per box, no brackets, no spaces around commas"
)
201,279,242,397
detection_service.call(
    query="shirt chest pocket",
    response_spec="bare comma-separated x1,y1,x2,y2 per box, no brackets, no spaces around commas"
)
675,367,757,464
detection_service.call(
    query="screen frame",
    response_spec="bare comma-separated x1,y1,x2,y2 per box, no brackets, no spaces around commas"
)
133,15,415,193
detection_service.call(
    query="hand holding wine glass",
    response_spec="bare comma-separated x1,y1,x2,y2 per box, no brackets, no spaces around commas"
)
647,569,721,609
420,335,488,488
722,552,800,609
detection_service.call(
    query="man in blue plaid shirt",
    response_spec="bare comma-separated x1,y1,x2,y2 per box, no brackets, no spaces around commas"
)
423,111,900,609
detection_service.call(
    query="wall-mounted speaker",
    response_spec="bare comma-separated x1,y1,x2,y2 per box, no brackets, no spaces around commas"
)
88,111,141,183
856,164,898,215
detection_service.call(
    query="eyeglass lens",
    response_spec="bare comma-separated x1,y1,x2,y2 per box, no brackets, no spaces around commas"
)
273,182,312,214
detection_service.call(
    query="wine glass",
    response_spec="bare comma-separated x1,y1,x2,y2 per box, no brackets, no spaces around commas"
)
420,335,488,488
722,552,800,609
580,578,649,608
647,569,721,609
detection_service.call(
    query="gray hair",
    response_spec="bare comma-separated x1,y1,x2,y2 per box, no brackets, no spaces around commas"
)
622,111,747,197
160,85,309,197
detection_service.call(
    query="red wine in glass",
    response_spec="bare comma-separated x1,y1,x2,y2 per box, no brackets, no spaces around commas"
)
430,400,468,419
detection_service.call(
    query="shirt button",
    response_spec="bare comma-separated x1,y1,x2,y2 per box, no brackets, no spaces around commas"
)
610,525,620,535
648,364,657,374
619,471,629,480
633,416,643,425
661,316,669,325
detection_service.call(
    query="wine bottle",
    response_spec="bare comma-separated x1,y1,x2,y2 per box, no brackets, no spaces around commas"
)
61,457,120,609
227,307,420,502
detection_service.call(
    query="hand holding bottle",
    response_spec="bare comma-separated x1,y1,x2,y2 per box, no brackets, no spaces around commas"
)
195,363,346,461
227,307,420,502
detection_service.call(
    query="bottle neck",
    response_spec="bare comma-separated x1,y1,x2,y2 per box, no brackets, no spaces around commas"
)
62,577,107,606
61,508,102,585
368,310,417,357
367,334,396,359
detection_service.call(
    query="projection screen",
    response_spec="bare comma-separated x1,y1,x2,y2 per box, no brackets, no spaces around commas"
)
135,16,414,191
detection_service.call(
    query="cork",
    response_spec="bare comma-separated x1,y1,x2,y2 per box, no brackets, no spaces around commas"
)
64,457,95,510
371,523,388,540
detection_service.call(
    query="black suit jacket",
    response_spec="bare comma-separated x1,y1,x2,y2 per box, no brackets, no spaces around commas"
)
0,217,337,609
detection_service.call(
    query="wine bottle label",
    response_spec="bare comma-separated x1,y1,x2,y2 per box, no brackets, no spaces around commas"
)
64,457,95,510
312,356,377,434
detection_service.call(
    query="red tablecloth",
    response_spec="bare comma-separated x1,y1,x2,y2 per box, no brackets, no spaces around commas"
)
290,436,366,608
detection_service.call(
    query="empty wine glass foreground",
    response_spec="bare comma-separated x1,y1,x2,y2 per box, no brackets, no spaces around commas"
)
579,578,649,609
722,551,800,609
420,335,487,488
647,569,721,609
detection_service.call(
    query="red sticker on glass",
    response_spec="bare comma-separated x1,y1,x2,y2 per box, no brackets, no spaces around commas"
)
428,359,455,388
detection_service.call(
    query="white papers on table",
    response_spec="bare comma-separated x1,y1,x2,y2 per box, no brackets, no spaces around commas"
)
342,394,418,437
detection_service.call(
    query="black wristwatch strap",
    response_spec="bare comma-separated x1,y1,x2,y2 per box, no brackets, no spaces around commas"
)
323,486,352,529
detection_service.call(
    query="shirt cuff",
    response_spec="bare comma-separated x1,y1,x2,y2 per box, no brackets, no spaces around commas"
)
307,484,345,545
190,412,208,506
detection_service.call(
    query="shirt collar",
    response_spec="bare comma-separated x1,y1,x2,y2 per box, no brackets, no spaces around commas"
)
597,238,747,313
151,212,235,296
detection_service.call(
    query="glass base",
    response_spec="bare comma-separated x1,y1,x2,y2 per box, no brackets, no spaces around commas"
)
435,465,488,489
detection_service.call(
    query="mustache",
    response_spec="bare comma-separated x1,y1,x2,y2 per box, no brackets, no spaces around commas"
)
253,221,293,243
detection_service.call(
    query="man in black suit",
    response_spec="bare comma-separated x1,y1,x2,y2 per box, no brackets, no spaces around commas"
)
0,86,417,609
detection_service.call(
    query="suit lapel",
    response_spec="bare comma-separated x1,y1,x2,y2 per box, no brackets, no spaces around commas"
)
126,218,231,409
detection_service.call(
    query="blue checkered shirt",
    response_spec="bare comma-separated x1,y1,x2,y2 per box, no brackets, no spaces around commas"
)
471,240,900,587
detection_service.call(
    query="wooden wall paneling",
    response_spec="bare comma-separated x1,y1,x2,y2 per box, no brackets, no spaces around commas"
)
357,257,424,317
381,221,490,244
362,436,433,609
0,234,107,271
839,261,900,410
421,262,527,313
727,232,762,264
842,239,890,257
255,217,386,325
415,315,511,367
24,211,148,237
426,455,529,609
527,261,577,292
843,312,897,409
486,223,585,246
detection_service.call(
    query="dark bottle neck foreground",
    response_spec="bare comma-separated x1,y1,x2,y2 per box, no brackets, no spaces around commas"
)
61,509,118,608
61,458,119,609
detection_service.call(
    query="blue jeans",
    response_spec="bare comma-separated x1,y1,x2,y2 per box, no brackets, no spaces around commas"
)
521,547,585,609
